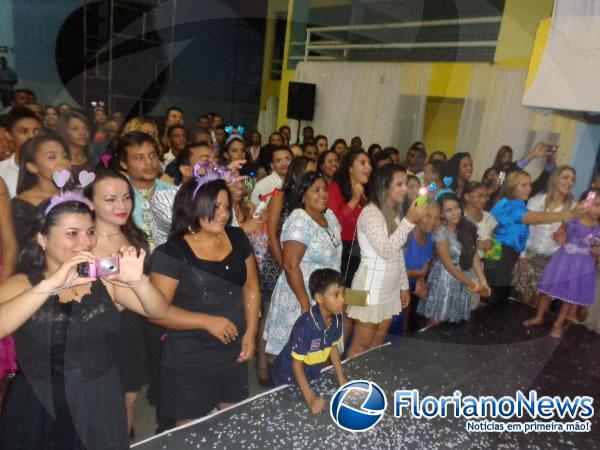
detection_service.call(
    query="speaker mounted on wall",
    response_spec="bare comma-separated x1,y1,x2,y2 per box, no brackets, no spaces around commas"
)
287,82,316,121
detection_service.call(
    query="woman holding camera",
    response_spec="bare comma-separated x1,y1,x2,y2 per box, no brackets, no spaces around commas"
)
0,196,167,449
84,168,151,438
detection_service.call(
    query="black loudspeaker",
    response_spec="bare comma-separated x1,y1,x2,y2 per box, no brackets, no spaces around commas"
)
287,82,316,121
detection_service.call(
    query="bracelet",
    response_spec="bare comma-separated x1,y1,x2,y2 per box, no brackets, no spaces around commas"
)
29,272,79,296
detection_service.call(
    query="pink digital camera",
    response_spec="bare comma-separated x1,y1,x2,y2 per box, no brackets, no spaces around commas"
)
77,256,120,278
583,191,597,208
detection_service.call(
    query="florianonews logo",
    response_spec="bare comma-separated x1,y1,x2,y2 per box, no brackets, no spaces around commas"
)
330,380,387,432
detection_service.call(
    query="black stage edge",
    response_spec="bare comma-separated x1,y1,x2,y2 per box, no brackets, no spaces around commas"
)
132,301,600,449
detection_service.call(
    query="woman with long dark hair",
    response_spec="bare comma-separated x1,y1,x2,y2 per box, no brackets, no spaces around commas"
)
328,149,372,287
263,171,342,357
417,193,490,326
84,168,150,437
317,149,339,185
150,172,260,425
444,152,473,197
0,197,167,449
346,164,424,357
12,135,71,253
56,111,95,179
492,145,513,172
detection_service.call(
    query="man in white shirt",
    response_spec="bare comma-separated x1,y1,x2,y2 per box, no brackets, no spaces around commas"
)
0,107,41,197
152,142,216,246
162,124,187,166
250,146,292,206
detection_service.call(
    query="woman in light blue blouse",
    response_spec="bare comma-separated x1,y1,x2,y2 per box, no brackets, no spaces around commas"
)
486,170,584,306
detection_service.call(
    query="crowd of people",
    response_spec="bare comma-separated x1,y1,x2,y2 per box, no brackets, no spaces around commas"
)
0,87,599,448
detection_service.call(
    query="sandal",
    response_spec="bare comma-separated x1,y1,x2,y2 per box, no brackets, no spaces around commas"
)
550,323,564,339
257,366,273,388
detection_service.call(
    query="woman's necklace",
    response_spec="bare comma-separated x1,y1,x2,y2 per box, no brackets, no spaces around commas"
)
306,209,327,227
96,230,122,238
190,230,226,249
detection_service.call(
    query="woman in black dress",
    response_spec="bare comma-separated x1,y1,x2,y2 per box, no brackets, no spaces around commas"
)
12,134,71,252
150,172,260,425
0,197,167,449
84,168,150,437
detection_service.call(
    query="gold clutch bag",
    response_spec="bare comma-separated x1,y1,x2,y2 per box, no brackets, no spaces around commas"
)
344,289,370,307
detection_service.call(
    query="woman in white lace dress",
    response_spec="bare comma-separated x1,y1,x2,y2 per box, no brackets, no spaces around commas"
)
346,164,424,357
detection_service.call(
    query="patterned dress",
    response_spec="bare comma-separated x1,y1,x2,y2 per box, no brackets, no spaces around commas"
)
263,208,342,356
417,225,474,323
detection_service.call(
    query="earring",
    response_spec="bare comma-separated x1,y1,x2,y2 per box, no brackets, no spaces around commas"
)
187,225,195,234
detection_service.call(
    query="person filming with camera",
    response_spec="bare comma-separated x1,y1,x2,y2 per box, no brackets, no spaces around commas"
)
0,188,167,449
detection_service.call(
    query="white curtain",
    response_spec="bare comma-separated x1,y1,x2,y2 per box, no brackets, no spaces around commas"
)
257,96,278,144
456,65,581,181
293,62,431,150
456,66,534,180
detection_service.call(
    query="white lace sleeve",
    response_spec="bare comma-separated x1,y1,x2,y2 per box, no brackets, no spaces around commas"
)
357,204,415,260
398,248,410,291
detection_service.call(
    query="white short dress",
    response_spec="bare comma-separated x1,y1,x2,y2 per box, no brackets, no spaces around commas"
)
347,204,414,324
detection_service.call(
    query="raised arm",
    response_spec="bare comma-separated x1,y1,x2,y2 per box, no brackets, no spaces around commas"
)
357,206,415,260
105,247,167,319
0,253,96,338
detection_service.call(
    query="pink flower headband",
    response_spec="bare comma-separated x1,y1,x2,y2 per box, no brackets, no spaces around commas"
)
45,170,95,215
192,162,242,199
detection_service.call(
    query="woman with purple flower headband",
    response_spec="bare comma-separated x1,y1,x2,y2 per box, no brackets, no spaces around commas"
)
0,187,168,448
149,163,260,425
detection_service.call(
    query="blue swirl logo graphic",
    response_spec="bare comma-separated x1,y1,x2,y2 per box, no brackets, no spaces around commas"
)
330,380,387,432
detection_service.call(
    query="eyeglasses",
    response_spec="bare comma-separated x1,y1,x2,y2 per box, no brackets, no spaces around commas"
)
324,227,340,248
273,157,292,164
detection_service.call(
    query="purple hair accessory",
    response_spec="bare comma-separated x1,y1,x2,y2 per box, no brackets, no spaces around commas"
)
192,162,240,199
101,154,112,168
44,191,93,215
52,170,71,189
78,170,96,188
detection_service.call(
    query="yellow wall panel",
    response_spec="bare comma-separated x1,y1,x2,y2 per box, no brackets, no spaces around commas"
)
423,99,464,156
494,0,553,64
